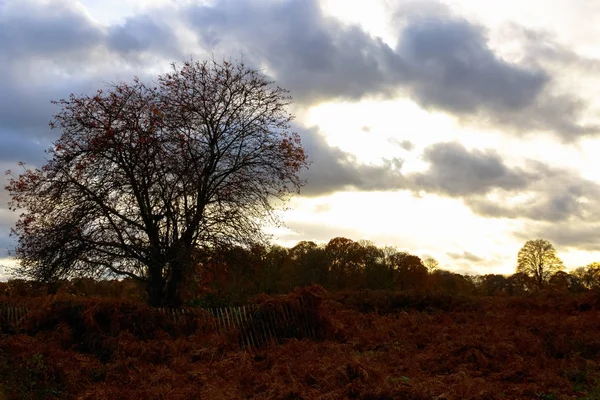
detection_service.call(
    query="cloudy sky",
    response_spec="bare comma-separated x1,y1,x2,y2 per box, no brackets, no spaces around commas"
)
2,0,600,279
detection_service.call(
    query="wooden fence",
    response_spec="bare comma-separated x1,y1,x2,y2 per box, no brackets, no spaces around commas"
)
0,305,28,333
0,298,320,350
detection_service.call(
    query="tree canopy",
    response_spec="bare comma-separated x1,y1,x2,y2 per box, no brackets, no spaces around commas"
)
5,58,308,306
516,239,564,288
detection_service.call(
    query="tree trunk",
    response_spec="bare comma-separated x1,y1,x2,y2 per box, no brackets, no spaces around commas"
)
146,267,166,307
165,264,183,308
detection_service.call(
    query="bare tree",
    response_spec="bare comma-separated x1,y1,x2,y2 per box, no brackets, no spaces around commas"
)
5,58,308,306
516,239,564,289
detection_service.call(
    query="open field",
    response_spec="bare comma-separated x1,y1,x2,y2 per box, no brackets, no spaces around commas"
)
1,288,600,399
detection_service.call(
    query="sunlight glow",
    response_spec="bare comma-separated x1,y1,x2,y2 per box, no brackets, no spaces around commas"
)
277,191,524,275
319,0,397,46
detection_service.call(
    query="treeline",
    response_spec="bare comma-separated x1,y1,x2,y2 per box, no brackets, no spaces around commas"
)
189,237,600,306
2,237,599,307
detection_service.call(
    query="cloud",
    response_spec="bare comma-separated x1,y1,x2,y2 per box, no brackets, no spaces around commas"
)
0,132,50,165
397,17,547,114
298,126,406,196
465,161,600,222
446,250,484,263
0,0,188,143
0,1,104,59
410,142,528,196
388,138,414,151
408,142,600,223
182,0,594,139
515,223,600,252
185,0,404,103
107,14,181,58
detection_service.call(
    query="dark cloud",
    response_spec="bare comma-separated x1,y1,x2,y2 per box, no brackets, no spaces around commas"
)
465,161,600,222
0,1,103,59
107,15,180,58
395,15,598,139
515,223,600,253
503,24,600,76
410,142,528,196
407,143,600,223
183,0,594,139
298,126,405,196
186,0,403,103
0,132,50,165
0,0,183,144
397,18,547,114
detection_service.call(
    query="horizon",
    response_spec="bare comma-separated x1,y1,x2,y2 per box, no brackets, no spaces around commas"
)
2,0,600,280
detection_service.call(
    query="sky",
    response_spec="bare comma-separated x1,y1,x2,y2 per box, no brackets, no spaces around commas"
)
1,0,600,279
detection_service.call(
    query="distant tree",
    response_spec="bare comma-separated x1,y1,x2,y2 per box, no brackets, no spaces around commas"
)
423,257,440,273
259,245,288,294
325,237,365,290
477,274,509,296
388,251,428,291
281,241,328,290
5,58,307,307
572,262,600,290
548,271,571,293
507,272,537,295
429,269,475,294
360,242,392,290
516,239,564,289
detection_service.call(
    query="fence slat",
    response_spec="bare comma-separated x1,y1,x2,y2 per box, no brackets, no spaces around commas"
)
242,306,257,350
1,299,319,349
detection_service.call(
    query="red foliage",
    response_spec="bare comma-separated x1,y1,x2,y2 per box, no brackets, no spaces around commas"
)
2,290,600,399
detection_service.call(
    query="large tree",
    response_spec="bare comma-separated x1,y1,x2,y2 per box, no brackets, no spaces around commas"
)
5,59,308,306
516,239,564,289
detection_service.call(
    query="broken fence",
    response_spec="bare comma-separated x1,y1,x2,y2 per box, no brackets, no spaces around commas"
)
0,298,320,350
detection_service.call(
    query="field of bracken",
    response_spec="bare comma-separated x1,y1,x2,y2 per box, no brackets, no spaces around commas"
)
1,287,600,400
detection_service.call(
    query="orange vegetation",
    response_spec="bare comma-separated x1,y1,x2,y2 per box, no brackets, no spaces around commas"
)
1,287,600,399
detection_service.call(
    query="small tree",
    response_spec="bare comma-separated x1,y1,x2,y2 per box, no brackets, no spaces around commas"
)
5,58,308,307
423,257,439,273
516,239,564,289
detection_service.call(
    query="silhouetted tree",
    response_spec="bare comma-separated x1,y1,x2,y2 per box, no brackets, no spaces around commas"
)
548,271,570,292
477,274,510,296
5,58,307,307
507,272,537,295
388,251,428,291
430,269,475,294
279,241,329,291
259,244,288,294
361,242,392,290
516,239,564,289
325,237,366,290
